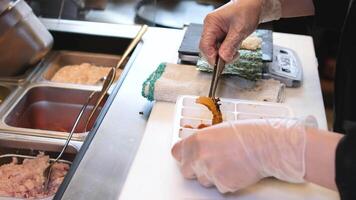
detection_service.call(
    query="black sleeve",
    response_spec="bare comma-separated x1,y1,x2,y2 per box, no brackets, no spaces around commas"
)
313,0,350,30
335,123,356,200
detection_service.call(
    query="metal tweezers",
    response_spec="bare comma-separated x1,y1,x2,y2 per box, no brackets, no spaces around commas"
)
208,56,225,98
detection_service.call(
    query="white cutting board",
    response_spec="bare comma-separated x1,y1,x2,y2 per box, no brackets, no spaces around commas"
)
119,32,336,200
119,102,339,200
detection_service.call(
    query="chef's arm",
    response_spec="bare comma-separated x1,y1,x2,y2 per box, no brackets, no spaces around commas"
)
281,0,315,18
304,128,343,190
172,118,345,193
200,0,316,64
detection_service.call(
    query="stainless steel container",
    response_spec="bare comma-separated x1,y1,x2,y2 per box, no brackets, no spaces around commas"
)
1,84,108,140
40,51,124,85
0,85,11,105
0,136,78,200
0,0,53,77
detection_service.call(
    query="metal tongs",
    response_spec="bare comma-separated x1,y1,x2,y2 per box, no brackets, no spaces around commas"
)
208,56,225,99
84,25,148,130
43,67,116,191
84,67,116,131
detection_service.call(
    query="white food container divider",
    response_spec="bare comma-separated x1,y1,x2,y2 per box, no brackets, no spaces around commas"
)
173,95,294,145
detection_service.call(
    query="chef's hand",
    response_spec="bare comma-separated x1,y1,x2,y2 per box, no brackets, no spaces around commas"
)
200,0,283,65
172,118,310,193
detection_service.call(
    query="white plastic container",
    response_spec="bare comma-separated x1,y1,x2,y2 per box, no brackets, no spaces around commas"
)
173,95,294,144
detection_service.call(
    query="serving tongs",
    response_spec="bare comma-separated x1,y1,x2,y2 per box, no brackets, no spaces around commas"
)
84,67,116,131
95,24,148,86
88,25,148,125
116,24,148,69
43,67,116,191
208,56,225,100
194,56,226,125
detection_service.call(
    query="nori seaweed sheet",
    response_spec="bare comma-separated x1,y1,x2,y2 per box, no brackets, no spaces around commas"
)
196,50,263,81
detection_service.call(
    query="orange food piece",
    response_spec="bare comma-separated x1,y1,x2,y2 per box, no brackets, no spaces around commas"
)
183,125,194,129
196,96,223,125
197,124,209,129
183,124,209,129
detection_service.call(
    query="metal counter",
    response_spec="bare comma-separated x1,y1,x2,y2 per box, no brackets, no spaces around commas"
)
35,19,185,199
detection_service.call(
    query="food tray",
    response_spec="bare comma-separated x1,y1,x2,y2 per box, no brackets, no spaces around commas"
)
39,51,125,85
173,95,294,144
2,85,107,140
0,137,77,200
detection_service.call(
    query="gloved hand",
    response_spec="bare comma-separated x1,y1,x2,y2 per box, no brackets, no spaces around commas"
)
172,117,314,193
200,0,283,65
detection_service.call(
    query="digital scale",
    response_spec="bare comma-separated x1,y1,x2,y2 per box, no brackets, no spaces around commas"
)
263,45,303,87
178,23,303,87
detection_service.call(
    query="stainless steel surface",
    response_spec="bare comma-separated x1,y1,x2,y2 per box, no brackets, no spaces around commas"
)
0,20,148,199
116,25,148,69
0,83,19,113
0,66,39,83
2,85,107,140
44,88,95,191
0,20,142,143
33,19,181,200
0,0,53,77
0,137,78,162
0,86,11,106
0,136,79,155
84,0,140,25
136,0,214,28
52,22,180,200
40,51,123,85
208,57,225,98
40,18,142,38
85,67,115,131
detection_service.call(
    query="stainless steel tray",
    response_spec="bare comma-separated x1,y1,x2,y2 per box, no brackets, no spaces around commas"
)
0,65,39,83
0,83,19,113
0,84,107,141
37,51,126,86
0,84,12,105
0,50,130,140
0,154,72,165
0,136,77,200
0,138,77,163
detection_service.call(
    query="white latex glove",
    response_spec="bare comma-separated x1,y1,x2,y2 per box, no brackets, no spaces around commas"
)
200,0,283,65
172,117,315,193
